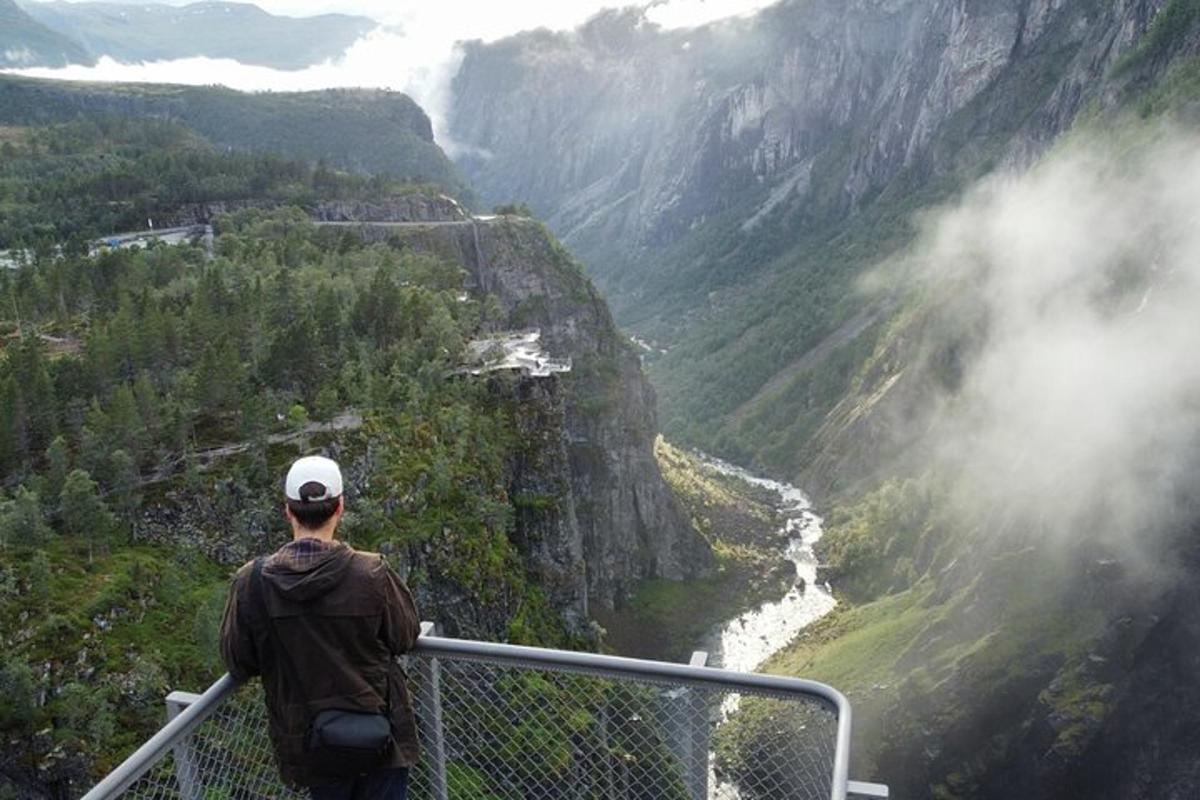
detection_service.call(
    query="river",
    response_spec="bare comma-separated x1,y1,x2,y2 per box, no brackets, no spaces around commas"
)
693,455,838,800
698,455,837,674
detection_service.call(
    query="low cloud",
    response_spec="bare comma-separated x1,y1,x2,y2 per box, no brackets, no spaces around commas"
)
910,128,1200,555
3,0,778,153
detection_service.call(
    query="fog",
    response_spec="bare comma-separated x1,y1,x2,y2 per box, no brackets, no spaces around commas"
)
5,0,778,153
910,129,1200,554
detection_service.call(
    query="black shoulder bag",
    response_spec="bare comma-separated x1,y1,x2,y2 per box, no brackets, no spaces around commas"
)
251,557,393,777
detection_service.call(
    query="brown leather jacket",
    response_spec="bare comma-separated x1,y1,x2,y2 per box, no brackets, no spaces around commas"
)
219,539,421,787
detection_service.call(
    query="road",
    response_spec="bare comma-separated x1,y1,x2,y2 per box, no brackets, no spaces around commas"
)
313,215,499,229
141,412,364,486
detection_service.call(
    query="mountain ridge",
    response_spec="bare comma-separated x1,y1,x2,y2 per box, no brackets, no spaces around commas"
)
448,0,1176,478
0,75,472,201
17,0,376,70
0,0,92,67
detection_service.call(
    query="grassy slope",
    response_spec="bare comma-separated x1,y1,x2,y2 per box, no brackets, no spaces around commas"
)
733,24,1200,793
0,540,227,771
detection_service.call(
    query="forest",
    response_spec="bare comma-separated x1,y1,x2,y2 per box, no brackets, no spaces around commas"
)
0,118,571,790
0,116,434,249
0,76,469,202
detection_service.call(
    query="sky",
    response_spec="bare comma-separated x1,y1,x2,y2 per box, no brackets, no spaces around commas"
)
121,0,778,28
9,0,781,149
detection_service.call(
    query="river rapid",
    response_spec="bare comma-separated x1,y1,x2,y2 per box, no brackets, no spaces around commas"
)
694,455,838,800
698,455,837,673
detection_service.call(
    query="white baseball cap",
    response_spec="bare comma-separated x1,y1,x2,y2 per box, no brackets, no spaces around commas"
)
285,456,344,502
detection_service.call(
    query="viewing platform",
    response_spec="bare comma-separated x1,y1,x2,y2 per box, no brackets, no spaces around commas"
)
81,625,888,800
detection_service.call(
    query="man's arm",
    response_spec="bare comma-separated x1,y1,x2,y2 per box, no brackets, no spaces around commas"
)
219,566,260,682
379,558,421,655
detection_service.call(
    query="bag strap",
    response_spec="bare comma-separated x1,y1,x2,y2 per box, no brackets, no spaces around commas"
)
251,555,309,706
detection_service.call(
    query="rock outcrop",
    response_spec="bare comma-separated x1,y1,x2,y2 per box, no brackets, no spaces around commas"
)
369,215,714,609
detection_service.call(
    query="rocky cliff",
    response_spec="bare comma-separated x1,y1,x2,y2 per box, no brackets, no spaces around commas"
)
344,215,714,610
448,0,1177,473
447,2,1200,797
453,0,1165,282
131,212,709,634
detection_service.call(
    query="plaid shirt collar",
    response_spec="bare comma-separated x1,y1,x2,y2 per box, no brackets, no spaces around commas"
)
269,536,342,570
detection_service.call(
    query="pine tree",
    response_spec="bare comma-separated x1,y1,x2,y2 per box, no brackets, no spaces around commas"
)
0,376,20,474
194,339,244,416
183,447,204,494
133,372,161,440
10,337,58,456
77,425,106,477
0,658,37,732
44,435,70,503
106,384,147,463
314,386,340,423
0,487,49,549
26,550,51,605
109,450,141,538
60,469,116,561
87,696,116,743
83,327,117,398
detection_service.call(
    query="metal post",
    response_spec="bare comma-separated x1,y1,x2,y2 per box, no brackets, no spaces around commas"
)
165,692,203,800
685,651,710,800
664,651,710,800
597,704,614,800
416,621,448,800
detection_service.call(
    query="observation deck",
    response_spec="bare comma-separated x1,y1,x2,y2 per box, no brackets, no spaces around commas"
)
82,624,888,800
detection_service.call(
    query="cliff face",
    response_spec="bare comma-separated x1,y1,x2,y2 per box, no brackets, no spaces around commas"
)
346,216,713,610
135,212,709,625
469,220,714,609
448,0,1174,474
446,2,1200,796
451,1,1163,303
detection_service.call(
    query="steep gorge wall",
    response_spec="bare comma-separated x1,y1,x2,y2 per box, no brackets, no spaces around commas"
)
446,2,1200,797
448,0,1173,478
348,217,713,610
451,0,1164,300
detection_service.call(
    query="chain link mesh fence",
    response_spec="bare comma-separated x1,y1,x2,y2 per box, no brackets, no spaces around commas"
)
114,652,839,800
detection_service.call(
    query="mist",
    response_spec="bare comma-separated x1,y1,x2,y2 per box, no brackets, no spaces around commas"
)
2,0,779,153
909,128,1200,556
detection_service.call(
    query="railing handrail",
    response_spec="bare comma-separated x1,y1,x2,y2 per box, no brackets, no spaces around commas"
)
80,631,855,800
416,634,853,798
80,674,239,800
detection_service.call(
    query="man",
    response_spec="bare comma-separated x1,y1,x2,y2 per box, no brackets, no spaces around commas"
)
220,455,421,799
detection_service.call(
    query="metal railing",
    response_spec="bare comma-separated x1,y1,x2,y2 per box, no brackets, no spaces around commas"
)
81,624,887,800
